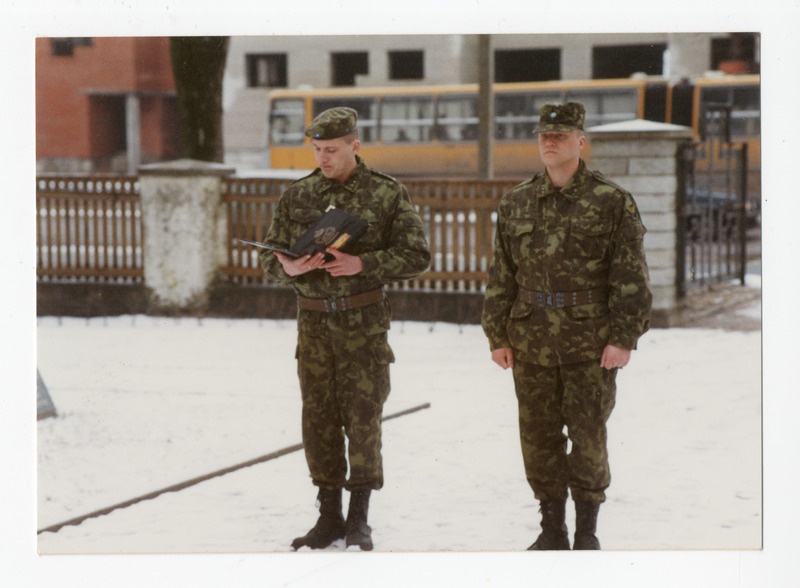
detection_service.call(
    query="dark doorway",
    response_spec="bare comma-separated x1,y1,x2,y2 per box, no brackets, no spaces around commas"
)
89,95,126,157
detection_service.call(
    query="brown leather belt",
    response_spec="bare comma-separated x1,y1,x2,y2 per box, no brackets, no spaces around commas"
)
518,287,607,309
297,288,384,313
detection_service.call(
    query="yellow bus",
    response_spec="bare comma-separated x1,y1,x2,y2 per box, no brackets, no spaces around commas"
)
266,75,759,182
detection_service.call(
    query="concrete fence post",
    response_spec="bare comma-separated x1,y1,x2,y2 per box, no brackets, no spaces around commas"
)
138,159,235,313
587,120,693,327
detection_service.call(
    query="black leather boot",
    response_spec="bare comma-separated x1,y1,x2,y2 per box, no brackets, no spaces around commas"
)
291,488,346,550
345,487,373,551
527,498,570,550
573,501,601,550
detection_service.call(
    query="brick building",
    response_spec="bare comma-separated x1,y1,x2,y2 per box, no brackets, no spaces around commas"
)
36,37,182,174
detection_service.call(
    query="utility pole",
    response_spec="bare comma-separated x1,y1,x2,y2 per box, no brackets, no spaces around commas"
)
477,34,494,179
125,93,141,174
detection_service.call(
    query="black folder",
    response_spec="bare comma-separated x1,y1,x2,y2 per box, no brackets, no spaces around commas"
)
238,208,368,261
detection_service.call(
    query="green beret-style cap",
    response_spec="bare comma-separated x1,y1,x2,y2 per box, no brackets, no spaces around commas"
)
304,106,358,140
535,102,586,133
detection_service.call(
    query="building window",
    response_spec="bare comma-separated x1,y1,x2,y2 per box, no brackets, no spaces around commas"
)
388,50,424,80
331,52,368,87
711,33,758,74
246,54,287,88
592,44,666,78
50,37,92,57
495,49,560,82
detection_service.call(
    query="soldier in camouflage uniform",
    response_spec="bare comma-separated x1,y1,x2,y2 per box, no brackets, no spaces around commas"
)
260,107,430,551
481,102,652,550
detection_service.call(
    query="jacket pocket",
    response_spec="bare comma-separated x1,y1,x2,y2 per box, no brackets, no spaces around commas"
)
328,203,382,252
509,295,535,319
568,216,612,258
289,207,323,226
508,219,535,236
565,302,611,348
567,301,609,321
506,219,536,262
371,337,396,365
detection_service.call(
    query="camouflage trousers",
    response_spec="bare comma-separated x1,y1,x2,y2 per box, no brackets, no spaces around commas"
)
296,323,394,491
512,359,617,503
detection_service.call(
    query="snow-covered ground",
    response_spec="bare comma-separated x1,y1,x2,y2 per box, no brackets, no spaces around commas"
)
35,313,763,555
20,279,787,586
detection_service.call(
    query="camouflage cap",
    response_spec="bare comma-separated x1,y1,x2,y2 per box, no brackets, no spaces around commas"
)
535,102,586,133
304,107,358,140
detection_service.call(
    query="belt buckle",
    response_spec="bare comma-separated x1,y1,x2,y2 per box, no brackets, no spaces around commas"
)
545,293,553,308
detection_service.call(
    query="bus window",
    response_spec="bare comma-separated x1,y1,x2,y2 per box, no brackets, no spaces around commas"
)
700,85,760,139
565,87,639,127
435,95,479,141
380,95,434,143
269,98,306,145
732,86,760,138
495,91,561,140
312,97,378,143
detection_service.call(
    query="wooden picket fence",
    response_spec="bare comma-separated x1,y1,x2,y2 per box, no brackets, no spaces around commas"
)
36,174,519,292
36,175,143,282
221,177,517,292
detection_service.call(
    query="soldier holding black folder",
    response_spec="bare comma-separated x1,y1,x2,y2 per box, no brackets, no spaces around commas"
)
260,107,430,551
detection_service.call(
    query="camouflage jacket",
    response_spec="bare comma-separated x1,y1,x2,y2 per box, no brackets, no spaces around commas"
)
481,160,652,366
260,157,431,334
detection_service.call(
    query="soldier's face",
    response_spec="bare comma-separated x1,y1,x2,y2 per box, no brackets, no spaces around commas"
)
538,131,586,169
312,136,360,183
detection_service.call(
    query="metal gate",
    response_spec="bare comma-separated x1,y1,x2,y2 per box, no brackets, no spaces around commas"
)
677,103,750,296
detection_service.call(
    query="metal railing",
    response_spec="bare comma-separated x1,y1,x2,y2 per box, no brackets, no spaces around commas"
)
677,103,751,295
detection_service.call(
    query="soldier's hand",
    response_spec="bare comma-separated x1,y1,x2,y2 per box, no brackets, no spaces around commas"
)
600,344,631,370
274,251,326,277
321,248,363,277
491,347,515,370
